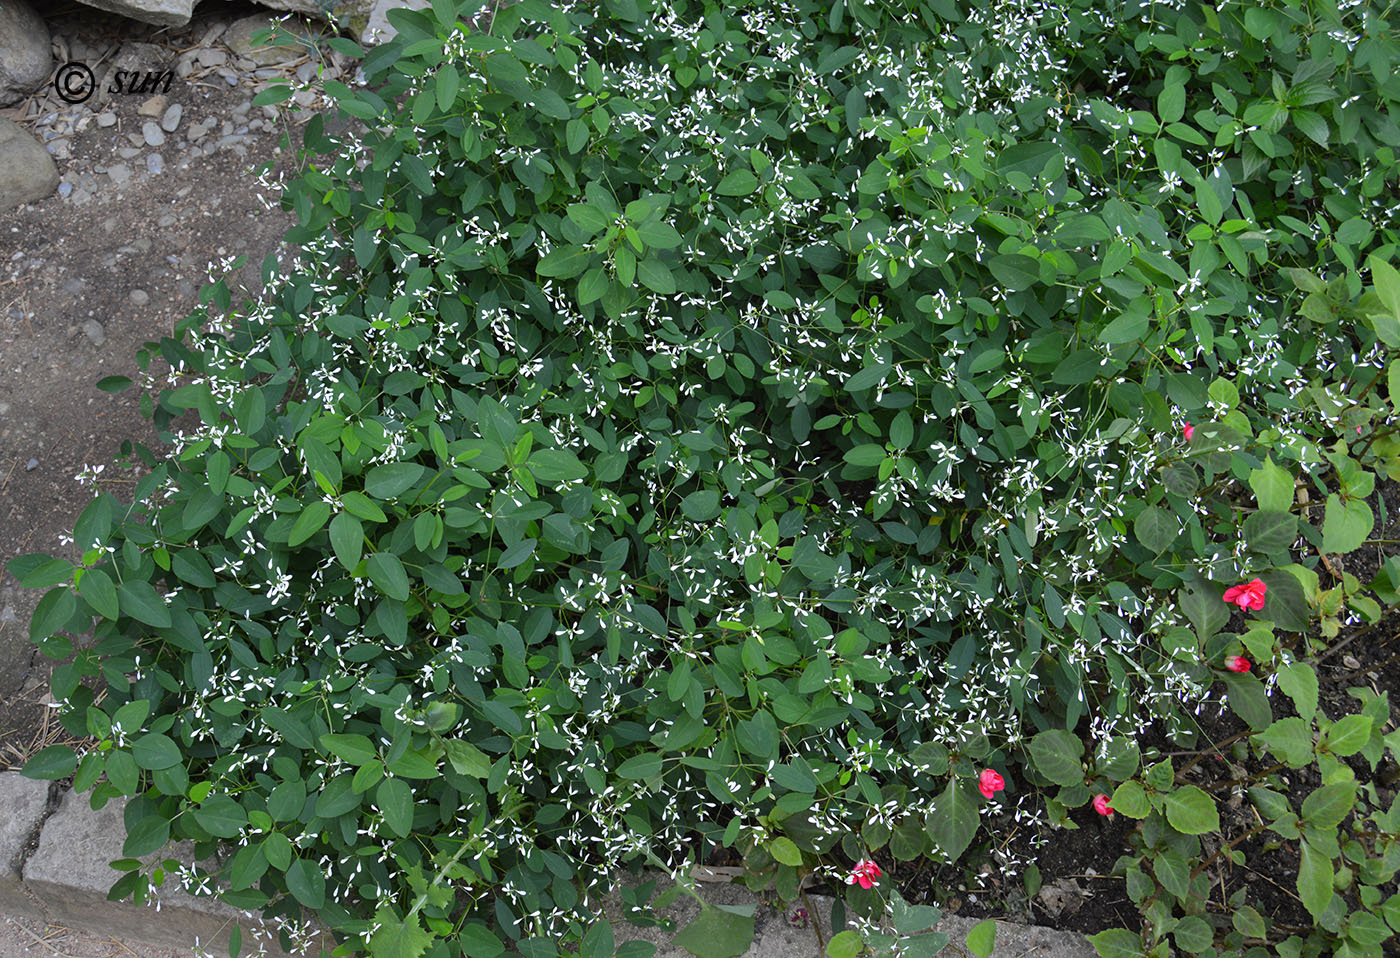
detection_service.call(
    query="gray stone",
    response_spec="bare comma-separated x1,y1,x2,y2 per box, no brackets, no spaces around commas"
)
81,319,105,347
187,121,207,143
0,772,50,920
141,121,165,147
128,288,149,305
194,47,226,68
66,0,195,28
598,869,1097,958
145,152,163,174
116,146,141,159
106,162,130,187
0,117,59,211
251,0,430,46
160,103,182,132
23,788,332,956
95,111,116,127
0,0,50,108
223,15,316,67
24,458,37,471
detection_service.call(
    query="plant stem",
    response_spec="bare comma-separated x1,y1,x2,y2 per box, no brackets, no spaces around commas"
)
1188,822,1271,881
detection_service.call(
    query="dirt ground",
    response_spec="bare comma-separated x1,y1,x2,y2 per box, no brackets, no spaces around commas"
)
0,0,339,770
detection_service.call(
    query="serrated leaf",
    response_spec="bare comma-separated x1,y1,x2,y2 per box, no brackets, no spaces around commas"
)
368,906,434,958
1165,785,1219,834
1322,493,1373,554
1276,661,1319,719
673,904,756,958
1297,840,1334,920
926,778,979,862
1028,729,1084,787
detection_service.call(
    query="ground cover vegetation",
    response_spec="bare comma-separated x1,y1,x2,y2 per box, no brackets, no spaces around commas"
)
10,0,1400,955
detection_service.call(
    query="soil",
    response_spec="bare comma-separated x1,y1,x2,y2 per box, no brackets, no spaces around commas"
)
0,0,338,767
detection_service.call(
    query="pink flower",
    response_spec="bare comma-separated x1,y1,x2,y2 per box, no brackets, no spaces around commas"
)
1358,425,1364,435
1226,655,1251,673
1222,577,1267,611
848,859,882,889
1092,794,1114,817
978,768,1006,799
1183,423,1194,441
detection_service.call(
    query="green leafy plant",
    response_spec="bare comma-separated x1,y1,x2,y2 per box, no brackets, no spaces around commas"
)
11,0,1400,957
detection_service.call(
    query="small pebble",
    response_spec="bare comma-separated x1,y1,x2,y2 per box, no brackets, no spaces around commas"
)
95,111,116,127
196,48,227,68
166,255,180,265
188,122,207,143
129,289,149,306
146,153,164,174
160,103,182,132
107,163,131,187
1343,654,1362,670
58,181,72,198
116,146,141,160
157,213,176,227
138,95,167,118
296,61,317,84
82,320,106,347
141,121,165,147
25,458,38,471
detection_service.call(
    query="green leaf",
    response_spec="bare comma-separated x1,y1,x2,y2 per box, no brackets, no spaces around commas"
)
123,814,171,857
1172,916,1213,954
436,64,459,113
1157,84,1186,124
445,740,491,778
1108,780,1150,819
1322,493,1373,554
22,745,77,780
926,778,979,862
1277,661,1319,718
96,375,133,393
321,733,377,765
1322,713,1372,756
1087,929,1145,958
1301,782,1356,828
673,904,756,958
284,857,326,910
1369,254,1400,322
617,752,662,780
844,443,887,467
965,920,996,958
287,499,332,547
329,512,364,571
716,169,758,196
567,203,610,234
340,491,388,522
1297,839,1334,920
1133,506,1176,554
1242,510,1297,554
497,539,537,570
637,258,676,294
368,906,433,958
364,463,425,500
680,489,720,521
132,733,182,770
377,776,415,838
537,245,593,279
1028,729,1084,787
636,219,683,249
194,796,248,838
117,580,171,628
768,837,803,866
987,253,1040,291
1224,672,1273,731
1165,785,1219,834
581,919,614,958
77,568,119,621
366,552,410,601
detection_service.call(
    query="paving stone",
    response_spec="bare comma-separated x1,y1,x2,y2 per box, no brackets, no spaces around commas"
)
0,772,51,920
23,788,332,956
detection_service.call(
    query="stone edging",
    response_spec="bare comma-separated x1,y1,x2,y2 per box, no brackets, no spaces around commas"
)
0,772,1097,957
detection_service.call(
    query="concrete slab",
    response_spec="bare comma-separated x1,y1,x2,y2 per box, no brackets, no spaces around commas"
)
0,773,51,921
597,867,1096,958
22,788,331,957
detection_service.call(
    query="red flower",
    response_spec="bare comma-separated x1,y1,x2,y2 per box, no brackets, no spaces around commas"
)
1222,577,1267,611
1092,794,1114,817
1183,423,1194,441
1226,655,1251,673
848,859,882,889
978,768,1006,799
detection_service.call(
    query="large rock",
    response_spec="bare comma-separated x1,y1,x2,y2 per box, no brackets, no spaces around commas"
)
223,14,325,67
24,788,335,957
0,772,51,920
0,118,60,212
252,0,433,46
0,0,51,107
68,0,196,28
